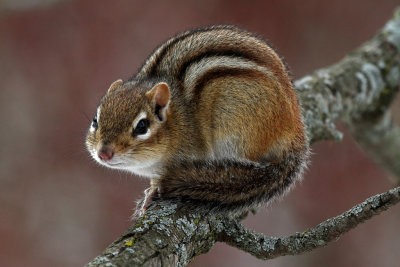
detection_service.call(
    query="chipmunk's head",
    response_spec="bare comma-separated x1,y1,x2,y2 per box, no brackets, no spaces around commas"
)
86,79,171,178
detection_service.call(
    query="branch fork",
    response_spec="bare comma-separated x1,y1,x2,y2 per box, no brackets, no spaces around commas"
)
87,7,400,266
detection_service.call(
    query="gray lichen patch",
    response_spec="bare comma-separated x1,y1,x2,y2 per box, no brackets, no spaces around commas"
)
176,216,198,237
369,196,382,209
386,66,400,87
361,63,385,102
154,216,174,236
261,237,278,251
349,204,363,216
125,248,135,254
294,75,314,90
355,72,368,100
88,256,112,266
383,7,400,52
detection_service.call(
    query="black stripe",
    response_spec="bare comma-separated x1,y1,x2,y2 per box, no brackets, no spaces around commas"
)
192,67,268,101
147,26,231,76
146,25,249,77
176,49,267,88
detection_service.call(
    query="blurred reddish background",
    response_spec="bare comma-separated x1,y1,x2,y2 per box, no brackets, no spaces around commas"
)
1,0,400,266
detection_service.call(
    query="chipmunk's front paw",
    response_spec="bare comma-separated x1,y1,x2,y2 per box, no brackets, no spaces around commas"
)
134,186,161,217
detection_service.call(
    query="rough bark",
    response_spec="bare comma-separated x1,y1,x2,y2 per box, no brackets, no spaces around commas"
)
86,7,400,267
217,186,400,259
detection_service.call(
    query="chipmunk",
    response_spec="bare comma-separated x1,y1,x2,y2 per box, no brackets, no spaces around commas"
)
86,25,309,216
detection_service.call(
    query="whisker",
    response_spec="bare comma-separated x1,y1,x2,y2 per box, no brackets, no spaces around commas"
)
80,109,92,123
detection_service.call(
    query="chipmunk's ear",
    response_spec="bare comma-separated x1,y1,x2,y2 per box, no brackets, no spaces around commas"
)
146,82,170,121
107,79,123,93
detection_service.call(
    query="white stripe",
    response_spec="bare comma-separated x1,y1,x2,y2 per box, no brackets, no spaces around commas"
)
183,56,272,96
133,111,147,128
132,111,152,140
89,106,101,133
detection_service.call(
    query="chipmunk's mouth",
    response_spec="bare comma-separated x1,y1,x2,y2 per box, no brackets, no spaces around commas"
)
104,162,124,167
92,154,126,168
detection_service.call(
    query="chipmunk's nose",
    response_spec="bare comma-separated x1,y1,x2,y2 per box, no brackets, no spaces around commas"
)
98,145,114,161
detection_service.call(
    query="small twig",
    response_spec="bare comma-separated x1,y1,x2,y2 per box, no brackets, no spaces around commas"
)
217,186,400,259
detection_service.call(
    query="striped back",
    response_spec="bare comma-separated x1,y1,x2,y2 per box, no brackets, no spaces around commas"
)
136,26,292,96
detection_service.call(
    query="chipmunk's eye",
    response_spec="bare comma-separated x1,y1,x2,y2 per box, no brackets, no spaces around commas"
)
133,119,150,137
92,114,98,130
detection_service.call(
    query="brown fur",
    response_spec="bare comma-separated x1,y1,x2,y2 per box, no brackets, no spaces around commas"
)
86,25,309,215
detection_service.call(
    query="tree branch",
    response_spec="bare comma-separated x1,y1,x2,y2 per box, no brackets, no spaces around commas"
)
294,7,400,181
86,7,400,267
295,7,400,144
217,186,400,259
349,110,400,182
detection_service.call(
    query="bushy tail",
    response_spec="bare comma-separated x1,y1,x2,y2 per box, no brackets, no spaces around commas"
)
158,149,309,214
